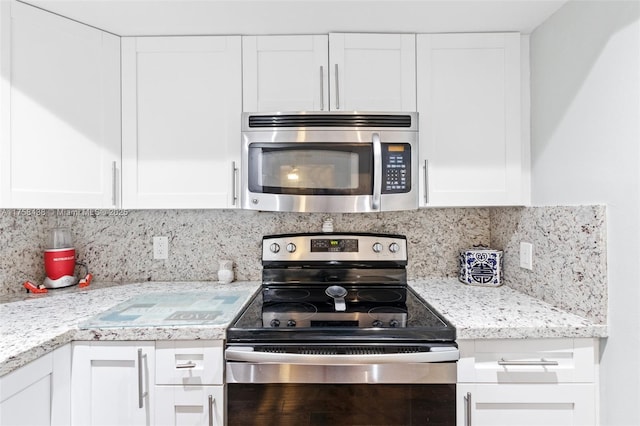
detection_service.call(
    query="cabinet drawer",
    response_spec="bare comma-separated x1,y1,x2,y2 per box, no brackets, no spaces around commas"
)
156,341,223,385
457,338,596,383
155,385,224,426
457,383,596,426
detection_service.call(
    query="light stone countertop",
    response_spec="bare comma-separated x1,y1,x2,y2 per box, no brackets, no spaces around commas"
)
0,281,260,377
410,278,607,340
0,279,607,377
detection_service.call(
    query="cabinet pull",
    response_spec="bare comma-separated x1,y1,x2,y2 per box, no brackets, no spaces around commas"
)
465,392,472,426
320,65,325,111
176,361,197,369
498,358,559,366
111,161,117,207
423,160,429,204
231,161,238,206
137,349,148,408
334,63,340,110
208,395,215,426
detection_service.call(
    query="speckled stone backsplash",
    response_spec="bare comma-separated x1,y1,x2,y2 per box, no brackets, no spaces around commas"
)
0,208,490,296
490,205,607,324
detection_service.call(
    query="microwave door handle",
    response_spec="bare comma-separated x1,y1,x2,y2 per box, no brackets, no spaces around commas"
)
371,133,382,211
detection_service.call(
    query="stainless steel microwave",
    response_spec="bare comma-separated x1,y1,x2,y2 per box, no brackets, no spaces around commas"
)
241,112,418,213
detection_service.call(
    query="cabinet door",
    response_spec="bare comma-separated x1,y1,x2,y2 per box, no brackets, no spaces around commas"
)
0,353,53,426
122,36,241,208
71,342,155,426
417,33,522,206
329,33,416,111
242,35,328,112
457,384,596,426
155,386,224,426
0,345,70,426
3,2,121,208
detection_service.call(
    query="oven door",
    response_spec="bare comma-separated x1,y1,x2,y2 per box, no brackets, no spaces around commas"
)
225,343,458,425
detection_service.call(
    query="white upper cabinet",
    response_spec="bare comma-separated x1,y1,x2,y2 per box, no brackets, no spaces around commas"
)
329,33,416,112
242,33,416,112
417,33,525,206
121,36,242,209
242,35,328,112
1,2,121,208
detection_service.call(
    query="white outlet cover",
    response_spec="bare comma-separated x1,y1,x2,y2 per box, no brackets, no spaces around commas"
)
153,236,169,260
519,242,533,270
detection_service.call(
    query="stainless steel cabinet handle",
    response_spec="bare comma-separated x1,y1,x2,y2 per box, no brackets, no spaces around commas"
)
334,63,340,110
208,395,215,426
176,361,197,369
498,358,559,366
371,133,382,210
111,161,117,207
465,392,472,426
231,161,238,206
423,160,429,204
137,349,148,408
320,65,325,111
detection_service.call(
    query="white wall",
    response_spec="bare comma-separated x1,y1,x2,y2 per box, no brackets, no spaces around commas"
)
530,1,640,424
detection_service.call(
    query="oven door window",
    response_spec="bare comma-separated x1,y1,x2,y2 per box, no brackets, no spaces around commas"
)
248,144,372,195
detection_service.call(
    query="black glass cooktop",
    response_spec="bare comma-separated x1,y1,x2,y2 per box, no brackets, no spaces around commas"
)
227,284,455,344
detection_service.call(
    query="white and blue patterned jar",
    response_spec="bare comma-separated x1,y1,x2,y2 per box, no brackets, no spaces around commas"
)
459,246,503,286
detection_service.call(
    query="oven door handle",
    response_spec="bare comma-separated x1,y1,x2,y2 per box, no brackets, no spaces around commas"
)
225,346,459,364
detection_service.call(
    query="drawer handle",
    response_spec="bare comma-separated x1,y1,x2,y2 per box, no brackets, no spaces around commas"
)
498,358,559,366
137,349,148,409
176,361,197,369
208,395,215,426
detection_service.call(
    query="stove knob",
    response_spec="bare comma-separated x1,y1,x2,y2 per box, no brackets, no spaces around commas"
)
269,243,281,253
270,319,280,327
286,243,297,253
389,242,400,253
372,242,383,253
389,319,400,328
287,319,297,327
372,319,384,328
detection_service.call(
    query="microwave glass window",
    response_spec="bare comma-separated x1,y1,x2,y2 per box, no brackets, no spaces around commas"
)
269,151,358,190
249,144,372,195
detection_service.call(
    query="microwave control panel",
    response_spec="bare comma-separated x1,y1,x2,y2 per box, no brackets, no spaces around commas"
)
382,144,411,194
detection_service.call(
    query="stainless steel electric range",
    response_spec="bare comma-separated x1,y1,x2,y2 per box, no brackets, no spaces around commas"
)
225,233,459,425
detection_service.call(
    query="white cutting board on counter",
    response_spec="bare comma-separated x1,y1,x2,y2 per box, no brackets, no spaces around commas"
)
79,292,247,328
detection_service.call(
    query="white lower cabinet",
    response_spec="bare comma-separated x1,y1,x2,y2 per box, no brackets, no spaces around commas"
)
70,340,224,426
154,340,224,426
155,385,224,426
457,383,596,426
0,345,71,426
71,342,155,426
457,338,598,426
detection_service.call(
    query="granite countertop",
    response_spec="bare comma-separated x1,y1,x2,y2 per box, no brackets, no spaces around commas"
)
410,278,607,340
0,278,607,377
0,281,260,377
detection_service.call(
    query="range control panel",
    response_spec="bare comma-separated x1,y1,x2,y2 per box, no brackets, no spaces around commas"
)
382,144,411,194
262,233,407,263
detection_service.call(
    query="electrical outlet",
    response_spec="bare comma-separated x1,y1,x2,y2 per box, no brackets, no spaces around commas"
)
153,236,169,260
519,242,533,270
